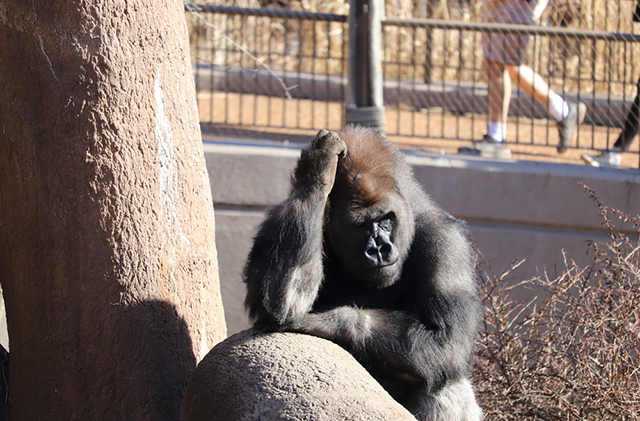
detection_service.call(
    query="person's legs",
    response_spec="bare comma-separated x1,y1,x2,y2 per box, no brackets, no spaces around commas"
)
459,57,511,159
505,65,560,109
582,76,639,168
486,58,510,142
506,64,586,152
458,24,521,159
506,64,567,121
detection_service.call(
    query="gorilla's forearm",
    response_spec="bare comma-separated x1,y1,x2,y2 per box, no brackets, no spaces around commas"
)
244,190,327,325
291,305,475,390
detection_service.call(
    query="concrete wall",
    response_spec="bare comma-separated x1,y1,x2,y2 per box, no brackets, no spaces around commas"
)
204,138,640,336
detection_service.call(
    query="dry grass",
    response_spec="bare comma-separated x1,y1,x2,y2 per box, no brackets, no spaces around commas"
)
473,185,640,420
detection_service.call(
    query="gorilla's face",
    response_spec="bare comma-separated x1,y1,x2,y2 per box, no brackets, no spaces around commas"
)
328,192,414,289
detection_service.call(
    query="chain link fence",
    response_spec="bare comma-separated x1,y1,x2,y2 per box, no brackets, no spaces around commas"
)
186,0,640,167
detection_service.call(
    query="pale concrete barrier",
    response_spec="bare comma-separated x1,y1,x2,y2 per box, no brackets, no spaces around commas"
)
204,137,640,335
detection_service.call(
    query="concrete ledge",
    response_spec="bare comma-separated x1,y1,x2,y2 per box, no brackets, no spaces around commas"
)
402,150,640,232
204,138,640,334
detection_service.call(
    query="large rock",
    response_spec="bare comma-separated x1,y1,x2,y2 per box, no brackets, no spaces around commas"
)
181,330,416,420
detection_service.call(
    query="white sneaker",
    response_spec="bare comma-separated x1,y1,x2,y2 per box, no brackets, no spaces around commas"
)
581,149,622,168
557,102,587,153
458,135,512,159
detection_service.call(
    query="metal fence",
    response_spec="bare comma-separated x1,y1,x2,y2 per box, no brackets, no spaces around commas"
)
186,1,640,167
188,4,348,132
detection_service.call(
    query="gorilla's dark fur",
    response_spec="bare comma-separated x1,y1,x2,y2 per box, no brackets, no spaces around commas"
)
244,126,482,420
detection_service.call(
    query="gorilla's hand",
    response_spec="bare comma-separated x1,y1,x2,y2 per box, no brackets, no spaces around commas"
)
311,129,347,156
295,129,347,195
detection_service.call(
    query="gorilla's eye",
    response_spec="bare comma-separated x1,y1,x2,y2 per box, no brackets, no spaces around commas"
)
352,220,365,229
352,211,394,231
379,212,395,229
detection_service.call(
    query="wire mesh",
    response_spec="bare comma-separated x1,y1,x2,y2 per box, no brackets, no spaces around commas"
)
186,0,640,167
187,4,348,134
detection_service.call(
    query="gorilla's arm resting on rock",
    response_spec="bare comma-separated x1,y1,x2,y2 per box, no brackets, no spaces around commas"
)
294,304,474,387
291,215,478,393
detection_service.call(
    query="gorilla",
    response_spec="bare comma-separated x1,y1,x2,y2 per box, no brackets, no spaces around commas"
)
244,126,482,420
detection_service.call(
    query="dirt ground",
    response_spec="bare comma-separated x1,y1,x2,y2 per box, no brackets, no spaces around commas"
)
197,92,640,169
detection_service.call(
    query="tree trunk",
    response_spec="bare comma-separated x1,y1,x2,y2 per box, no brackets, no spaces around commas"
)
0,1,226,419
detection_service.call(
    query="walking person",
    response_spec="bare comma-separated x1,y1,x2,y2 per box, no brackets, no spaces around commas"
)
460,0,587,158
581,78,639,168
582,0,640,168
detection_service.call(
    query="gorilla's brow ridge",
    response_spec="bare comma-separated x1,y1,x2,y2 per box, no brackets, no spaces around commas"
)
334,127,398,208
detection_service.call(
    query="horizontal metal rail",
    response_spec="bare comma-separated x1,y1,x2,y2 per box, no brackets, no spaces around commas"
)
186,4,640,42
186,3,640,166
185,3,347,22
383,18,640,42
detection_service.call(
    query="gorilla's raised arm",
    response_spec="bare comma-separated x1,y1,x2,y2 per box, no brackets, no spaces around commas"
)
243,130,346,327
243,126,481,420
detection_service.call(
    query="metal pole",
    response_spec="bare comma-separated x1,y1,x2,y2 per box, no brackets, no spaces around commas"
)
345,0,386,130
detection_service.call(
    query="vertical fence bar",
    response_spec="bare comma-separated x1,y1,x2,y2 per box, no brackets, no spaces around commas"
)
311,20,317,129
425,0,433,84
325,20,331,128
296,20,302,129
238,15,245,126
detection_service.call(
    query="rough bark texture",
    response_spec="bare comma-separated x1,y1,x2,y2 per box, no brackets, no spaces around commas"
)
0,0,226,419
181,330,417,421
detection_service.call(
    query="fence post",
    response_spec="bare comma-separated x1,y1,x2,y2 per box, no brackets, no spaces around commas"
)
345,0,386,131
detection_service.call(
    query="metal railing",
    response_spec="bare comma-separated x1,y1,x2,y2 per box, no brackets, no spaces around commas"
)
187,3,348,133
186,1,640,167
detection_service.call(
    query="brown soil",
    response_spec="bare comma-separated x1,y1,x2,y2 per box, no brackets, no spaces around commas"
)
197,92,640,169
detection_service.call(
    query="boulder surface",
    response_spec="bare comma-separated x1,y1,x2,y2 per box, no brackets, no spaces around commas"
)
181,330,416,420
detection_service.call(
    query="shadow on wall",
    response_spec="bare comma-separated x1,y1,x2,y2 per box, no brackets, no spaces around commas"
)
0,296,197,420
109,299,198,419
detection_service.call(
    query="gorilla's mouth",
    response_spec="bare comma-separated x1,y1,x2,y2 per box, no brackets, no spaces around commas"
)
365,257,399,271
364,261,400,284
370,261,397,270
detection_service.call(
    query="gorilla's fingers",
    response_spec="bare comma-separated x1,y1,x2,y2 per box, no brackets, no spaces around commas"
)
313,129,347,157
315,128,330,138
